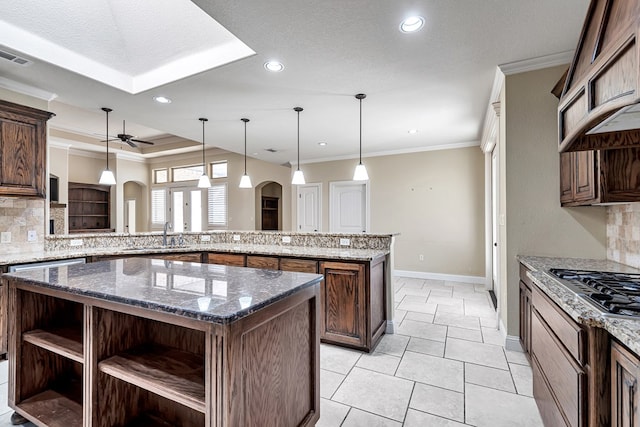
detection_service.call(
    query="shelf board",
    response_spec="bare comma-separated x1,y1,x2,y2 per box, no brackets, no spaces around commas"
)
17,389,82,427
99,345,205,413
23,328,83,363
127,413,179,427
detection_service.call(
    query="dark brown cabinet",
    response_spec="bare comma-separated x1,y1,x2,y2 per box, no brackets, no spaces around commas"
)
611,340,640,427
0,100,53,198
246,255,279,270
319,259,386,352
68,182,112,233
261,196,279,230
560,148,640,206
519,264,532,356
207,252,246,267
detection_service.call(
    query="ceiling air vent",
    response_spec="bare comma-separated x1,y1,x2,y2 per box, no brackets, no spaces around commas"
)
264,148,278,153
0,49,32,66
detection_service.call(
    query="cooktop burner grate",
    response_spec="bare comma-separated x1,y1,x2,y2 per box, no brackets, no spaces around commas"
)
548,268,640,317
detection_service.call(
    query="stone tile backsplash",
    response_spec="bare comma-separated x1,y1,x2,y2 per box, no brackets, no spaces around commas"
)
0,197,45,254
607,203,640,268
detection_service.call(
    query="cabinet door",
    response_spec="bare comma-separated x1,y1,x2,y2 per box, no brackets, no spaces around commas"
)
0,101,52,198
573,150,597,202
560,152,574,203
319,262,365,348
611,341,640,427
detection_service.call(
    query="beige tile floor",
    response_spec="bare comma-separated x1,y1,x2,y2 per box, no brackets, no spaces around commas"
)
0,276,543,427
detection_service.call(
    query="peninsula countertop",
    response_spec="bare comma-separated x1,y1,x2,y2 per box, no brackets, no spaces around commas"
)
2,257,323,324
518,255,640,355
0,243,389,267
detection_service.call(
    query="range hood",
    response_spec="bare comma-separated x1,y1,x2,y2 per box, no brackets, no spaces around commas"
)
558,0,640,152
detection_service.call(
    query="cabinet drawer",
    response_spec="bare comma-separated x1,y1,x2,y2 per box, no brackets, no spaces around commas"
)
519,263,534,289
280,258,318,273
207,253,245,267
246,256,279,270
532,355,570,427
532,285,585,364
531,311,585,427
153,253,203,263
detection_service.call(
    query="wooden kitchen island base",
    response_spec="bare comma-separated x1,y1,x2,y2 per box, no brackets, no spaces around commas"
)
4,259,321,427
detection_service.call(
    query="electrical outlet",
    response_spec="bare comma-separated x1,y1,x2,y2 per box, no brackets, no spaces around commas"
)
282,236,291,243
419,254,424,261
0,232,10,243
340,238,350,246
69,239,83,246
233,234,241,241
201,235,211,242
27,230,37,242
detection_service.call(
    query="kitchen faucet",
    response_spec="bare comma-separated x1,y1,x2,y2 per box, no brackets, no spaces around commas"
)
163,222,172,246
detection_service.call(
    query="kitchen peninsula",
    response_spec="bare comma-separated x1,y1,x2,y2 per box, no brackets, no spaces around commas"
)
2,258,322,426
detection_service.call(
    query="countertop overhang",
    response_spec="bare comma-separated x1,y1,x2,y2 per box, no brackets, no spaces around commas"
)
518,255,640,355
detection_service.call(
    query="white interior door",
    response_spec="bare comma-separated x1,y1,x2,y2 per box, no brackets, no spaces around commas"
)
125,199,136,234
297,184,321,232
491,148,500,300
330,181,368,233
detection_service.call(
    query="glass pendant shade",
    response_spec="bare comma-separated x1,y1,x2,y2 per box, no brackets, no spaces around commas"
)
239,174,252,188
353,163,369,181
197,174,211,188
99,169,116,185
292,169,306,185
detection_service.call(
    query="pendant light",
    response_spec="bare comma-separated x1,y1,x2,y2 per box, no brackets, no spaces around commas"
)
239,118,252,188
197,117,211,188
99,107,116,185
353,93,369,181
292,107,305,185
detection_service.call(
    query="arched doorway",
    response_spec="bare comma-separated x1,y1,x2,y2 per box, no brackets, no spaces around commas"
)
254,181,283,230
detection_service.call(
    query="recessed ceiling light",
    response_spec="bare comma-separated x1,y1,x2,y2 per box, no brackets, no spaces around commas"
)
408,129,418,134
318,142,327,146
153,96,172,104
264,61,284,72
400,16,425,33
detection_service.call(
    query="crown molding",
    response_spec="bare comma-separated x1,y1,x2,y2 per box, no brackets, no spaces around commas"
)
48,139,72,149
0,76,57,101
498,50,573,75
480,68,504,153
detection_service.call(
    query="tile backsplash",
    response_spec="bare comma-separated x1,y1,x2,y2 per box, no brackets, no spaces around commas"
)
607,203,640,268
0,197,45,254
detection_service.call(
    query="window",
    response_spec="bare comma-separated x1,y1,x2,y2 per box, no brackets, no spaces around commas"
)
172,165,204,182
211,161,227,178
154,169,168,184
151,188,167,225
208,183,227,227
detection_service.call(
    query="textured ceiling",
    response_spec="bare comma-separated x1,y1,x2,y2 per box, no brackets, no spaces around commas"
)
0,0,589,166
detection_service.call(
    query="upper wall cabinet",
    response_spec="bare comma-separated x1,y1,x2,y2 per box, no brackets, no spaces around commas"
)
559,0,640,152
0,100,54,198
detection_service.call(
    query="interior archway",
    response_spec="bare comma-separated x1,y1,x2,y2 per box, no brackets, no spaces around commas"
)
123,180,148,232
254,181,283,230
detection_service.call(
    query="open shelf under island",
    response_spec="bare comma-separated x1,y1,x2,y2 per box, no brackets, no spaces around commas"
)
2,258,323,427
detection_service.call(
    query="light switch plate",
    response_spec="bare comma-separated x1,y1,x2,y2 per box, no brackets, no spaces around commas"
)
0,232,10,243
340,238,350,246
282,236,291,243
201,235,211,242
69,239,83,246
27,230,37,242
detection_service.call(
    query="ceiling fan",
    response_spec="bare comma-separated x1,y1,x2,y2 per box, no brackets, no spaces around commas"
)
113,120,155,148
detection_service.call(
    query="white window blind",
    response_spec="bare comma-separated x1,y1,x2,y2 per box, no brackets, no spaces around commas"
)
151,188,166,224
208,183,227,227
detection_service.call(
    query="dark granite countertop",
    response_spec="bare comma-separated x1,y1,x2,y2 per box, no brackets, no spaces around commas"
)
2,258,323,325
518,255,640,355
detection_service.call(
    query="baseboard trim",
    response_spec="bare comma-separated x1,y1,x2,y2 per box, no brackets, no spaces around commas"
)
394,270,485,285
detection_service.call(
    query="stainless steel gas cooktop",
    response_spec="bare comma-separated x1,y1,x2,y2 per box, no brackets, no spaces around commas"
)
549,268,640,317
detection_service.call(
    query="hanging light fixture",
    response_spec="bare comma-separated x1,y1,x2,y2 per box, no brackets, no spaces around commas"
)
99,107,116,185
239,118,252,188
197,118,211,188
292,107,305,185
353,93,369,181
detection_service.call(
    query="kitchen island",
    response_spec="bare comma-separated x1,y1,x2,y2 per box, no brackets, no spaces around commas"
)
1,257,323,426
